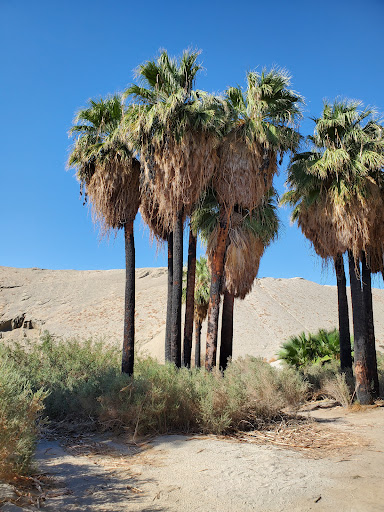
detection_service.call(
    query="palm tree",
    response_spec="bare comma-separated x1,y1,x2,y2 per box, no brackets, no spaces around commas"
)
139,191,175,360
283,99,384,403
183,256,210,367
193,188,279,370
68,95,140,375
125,50,224,367
183,223,197,367
219,191,279,370
282,152,354,372
205,69,302,370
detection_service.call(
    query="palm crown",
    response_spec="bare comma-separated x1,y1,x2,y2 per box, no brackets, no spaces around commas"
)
282,99,384,260
68,95,140,232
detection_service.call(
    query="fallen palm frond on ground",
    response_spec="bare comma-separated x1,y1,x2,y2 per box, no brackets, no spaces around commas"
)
233,416,366,458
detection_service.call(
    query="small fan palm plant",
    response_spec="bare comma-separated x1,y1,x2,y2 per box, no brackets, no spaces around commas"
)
278,328,344,368
68,95,140,375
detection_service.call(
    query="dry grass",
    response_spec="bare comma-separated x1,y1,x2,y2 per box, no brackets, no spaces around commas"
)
323,374,353,408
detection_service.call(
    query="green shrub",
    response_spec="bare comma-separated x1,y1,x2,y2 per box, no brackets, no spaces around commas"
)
99,356,307,435
1,332,121,420
0,335,308,438
99,359,201,434
278,328,344,368
377,352,384,396
0,357,46,479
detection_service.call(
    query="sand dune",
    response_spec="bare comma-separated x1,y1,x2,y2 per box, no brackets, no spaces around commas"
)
1,266,384,361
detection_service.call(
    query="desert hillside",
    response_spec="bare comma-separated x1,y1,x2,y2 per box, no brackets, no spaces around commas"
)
1,266,384,362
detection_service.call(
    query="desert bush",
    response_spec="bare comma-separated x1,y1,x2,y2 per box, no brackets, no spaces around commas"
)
301,359,340,393
1,335,308,438
323,374,353,407
99,359,201,434
198,357,307,433
99,356,308,435
377,352,384,397
0,357,46,479
1,332,121,420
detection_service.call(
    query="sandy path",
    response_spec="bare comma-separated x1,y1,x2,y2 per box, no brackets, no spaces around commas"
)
35,407,384,512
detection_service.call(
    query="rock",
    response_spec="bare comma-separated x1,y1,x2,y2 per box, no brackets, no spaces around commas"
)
270,359,284,370
23,320,33,329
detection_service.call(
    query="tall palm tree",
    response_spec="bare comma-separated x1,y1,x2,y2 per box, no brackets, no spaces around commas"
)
205,69,302,370
193,188,279,369
220,191,279,370
125,50,224,367
183,256,210,368
283,99,384,403
183,223,197,367
68,95,140,375
139,191,175,360
282,151,354,372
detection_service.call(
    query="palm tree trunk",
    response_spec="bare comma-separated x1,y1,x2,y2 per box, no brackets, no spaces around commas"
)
334,254,352,371
122,220,135,375
219,290,234,371
194,318,202,368
205,208,230,371
361,253,380,398
183,226,197,368
171,211,183,367
348,251,372,404
165,232,173,362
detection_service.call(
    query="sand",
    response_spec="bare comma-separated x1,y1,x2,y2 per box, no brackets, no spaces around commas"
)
35,406,384,511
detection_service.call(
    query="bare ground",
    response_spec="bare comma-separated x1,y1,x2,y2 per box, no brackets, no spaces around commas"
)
29,406,384,512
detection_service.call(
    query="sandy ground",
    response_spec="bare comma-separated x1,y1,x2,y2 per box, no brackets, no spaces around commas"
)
33,406,384,512
2,266,384,362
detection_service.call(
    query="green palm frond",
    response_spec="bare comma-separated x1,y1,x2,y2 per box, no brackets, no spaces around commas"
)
284,98,384,233
224,67,303,155
68,94,133,184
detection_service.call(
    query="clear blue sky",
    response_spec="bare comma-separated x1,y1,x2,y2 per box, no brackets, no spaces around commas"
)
1,0,383,286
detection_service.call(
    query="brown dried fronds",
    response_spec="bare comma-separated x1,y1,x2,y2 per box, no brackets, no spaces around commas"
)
235,417,365,458
299,184,382,263
195,302,209,323
86,157,141,236
139,191,170,243
206,213,265,299
141,130,218,231
213,135,277,210
224,229,265,299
